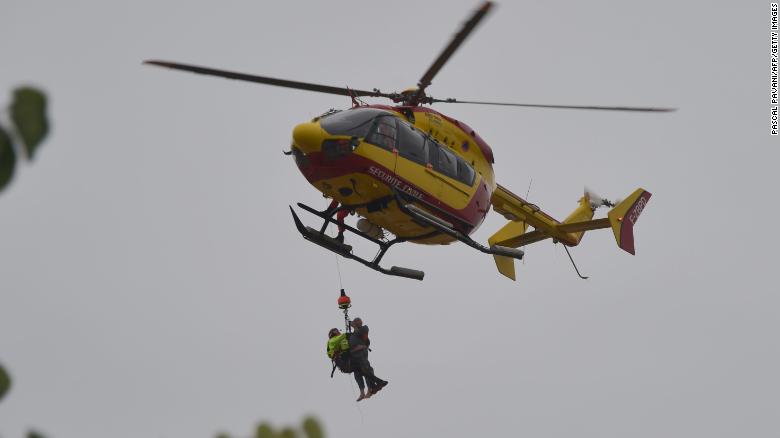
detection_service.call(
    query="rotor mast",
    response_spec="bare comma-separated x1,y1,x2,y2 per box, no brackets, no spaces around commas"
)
407,1,494,106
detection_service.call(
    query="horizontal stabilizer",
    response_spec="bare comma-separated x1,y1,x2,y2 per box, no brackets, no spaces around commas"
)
557,218,611,234
489,245,525,259
487,219,529,280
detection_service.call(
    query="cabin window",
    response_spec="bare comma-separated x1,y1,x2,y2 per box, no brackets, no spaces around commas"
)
396,122,428,164
457,159,476,186
366,116,397,151
434,145,459,179
320,108,390,137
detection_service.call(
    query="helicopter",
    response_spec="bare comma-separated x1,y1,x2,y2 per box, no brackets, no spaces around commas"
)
145,1,671,281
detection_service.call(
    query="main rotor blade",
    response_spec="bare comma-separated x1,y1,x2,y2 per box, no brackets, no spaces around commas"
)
413,1,494,103
144,60,394,98
429,98,676,112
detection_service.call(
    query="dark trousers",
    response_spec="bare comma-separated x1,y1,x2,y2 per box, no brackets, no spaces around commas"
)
351,350,383,390
353,368,368,391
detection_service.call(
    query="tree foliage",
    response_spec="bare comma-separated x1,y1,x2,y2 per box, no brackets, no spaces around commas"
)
0,364,47,438
0,363,11,403
221,416,325,438
11,88,49,160
0,86,49,194
0,126,16,192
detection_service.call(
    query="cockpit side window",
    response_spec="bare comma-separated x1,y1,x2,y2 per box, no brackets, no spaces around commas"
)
366,116,397,151
434,145,459,179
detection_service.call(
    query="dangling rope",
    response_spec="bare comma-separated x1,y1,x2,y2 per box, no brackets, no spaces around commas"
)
525,177,533,199
345,373,366,421
523,177,533,265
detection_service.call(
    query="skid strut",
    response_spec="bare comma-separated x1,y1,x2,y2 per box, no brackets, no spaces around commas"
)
289,203,426,281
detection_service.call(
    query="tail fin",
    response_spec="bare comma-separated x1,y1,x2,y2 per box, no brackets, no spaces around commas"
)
487,220,528,280
606,188,652,255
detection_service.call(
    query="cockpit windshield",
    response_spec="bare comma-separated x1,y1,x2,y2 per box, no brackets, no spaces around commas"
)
319,108,392,137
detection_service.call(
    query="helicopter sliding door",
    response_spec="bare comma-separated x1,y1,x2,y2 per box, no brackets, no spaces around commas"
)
364,116,438,198
360,115,475,239
363,116,475,211
425,136,476,210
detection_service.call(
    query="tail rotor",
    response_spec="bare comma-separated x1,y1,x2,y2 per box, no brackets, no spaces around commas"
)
585,186,619,209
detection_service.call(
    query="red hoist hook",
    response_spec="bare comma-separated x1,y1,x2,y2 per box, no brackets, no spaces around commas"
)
338,289,352,333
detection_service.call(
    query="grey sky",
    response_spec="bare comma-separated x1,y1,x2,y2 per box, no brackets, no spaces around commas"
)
1,1,777,437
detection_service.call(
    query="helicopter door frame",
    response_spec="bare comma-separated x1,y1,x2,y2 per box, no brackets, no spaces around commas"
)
393,119,441,199
423,138,474,210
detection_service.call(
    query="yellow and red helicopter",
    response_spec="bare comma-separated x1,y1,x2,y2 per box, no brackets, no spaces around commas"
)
145,2,671,281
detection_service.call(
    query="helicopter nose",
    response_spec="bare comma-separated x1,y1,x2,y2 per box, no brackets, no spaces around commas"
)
292,122,324,154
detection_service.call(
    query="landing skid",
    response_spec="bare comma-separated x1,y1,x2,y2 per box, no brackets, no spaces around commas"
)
289,202,427,281
289,192,524,281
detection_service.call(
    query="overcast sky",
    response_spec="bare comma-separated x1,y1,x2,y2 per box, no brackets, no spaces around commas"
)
1,1,777,437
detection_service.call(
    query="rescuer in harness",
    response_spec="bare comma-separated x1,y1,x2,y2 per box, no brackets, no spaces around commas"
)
328,327,372,401
327,200,351,243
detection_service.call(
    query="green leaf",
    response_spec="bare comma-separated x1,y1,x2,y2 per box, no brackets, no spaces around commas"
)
255,423,275,438
0,125,15,193
0,363,11,402
301,417,324,438
27,430,47,438
10,87,49,159
278,428,298,438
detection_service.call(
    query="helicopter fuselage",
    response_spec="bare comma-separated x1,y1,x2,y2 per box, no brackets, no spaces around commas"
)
290,105,496,244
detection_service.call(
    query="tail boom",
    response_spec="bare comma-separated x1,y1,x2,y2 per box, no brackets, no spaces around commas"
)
488,185,652,280
491,184,595,247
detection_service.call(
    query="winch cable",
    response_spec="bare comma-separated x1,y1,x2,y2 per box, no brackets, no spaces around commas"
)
335,255,344,290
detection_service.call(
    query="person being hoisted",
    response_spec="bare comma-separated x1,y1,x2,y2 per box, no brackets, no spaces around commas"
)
348,317,388,397
326,289,388,401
